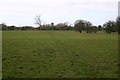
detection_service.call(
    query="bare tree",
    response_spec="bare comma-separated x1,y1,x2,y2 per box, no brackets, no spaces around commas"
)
34,15,42,27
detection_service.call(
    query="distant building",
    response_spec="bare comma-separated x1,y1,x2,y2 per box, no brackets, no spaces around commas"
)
118,1,120,16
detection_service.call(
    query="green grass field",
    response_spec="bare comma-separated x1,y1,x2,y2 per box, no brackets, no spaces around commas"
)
2,31,118,78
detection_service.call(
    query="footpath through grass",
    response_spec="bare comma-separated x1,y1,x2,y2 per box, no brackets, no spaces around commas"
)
2,31,118,78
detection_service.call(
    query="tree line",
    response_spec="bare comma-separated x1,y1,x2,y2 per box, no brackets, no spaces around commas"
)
74,17,119,34
2,23,74,31
1,16,120,34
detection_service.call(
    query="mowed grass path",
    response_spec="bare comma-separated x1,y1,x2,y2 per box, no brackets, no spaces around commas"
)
2,31,118,78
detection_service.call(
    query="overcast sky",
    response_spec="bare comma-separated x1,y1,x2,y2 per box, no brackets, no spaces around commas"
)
0,0,119,27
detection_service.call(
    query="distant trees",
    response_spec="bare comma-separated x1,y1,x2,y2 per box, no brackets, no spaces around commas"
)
98,25,102,31
38,22,74,30
92,26,98,33
74,20,98,33
21,26,34,30
74,20,85,33
103,20,118,34
51,22,54,26
2,23,8,30
55,22,68,30
1,17,119,34
102,16,119,34
85,21,93,33
1,23,74,31
8,25,16,30
34,15,42,28
74,18,118,34
1,25,36,31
